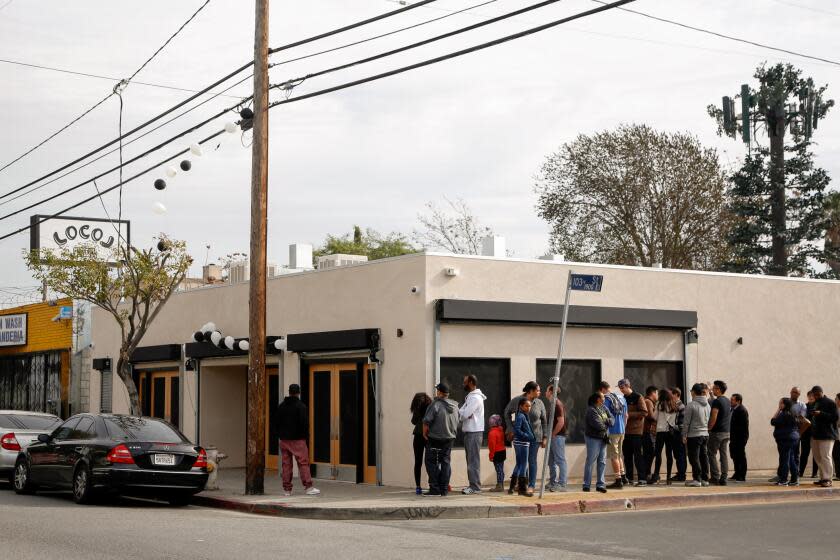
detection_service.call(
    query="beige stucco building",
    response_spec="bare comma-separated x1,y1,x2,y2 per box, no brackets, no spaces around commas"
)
89,252,840,488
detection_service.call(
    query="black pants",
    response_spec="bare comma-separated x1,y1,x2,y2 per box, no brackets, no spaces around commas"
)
652,431,675,480
623,434,646,482
673,436,687,478
834,441,840,480
730,438,748,480
687,436,709,482
798,434,817,477
425,438,453,495
642,433,656,480
412,434,426,488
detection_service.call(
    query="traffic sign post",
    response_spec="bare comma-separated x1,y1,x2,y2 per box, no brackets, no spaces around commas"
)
538,271,603,498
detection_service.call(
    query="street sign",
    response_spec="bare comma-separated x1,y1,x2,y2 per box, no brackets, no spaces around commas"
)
570,274,604,292
0,312,27,347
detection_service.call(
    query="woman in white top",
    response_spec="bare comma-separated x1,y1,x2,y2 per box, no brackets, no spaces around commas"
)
649,388,679,485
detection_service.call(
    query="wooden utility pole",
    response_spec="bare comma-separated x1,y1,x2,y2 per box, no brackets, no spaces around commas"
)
246,0,269,495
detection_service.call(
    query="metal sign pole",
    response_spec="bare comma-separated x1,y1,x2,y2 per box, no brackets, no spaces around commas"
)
538,269,573,498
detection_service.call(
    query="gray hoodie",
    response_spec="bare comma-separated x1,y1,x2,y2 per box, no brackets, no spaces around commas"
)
682,395,711,438
423,396,459,441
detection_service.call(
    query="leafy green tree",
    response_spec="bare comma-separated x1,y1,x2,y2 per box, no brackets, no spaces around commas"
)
535,124,731,270
825,191,840,278
25,236,192,415
313,225,416,263
708,63,834,276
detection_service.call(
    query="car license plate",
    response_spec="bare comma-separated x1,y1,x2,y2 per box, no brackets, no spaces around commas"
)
152,454,176,466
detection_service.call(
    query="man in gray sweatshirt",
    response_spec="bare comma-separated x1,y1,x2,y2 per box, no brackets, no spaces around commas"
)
423,383,460,496
682,383,711,487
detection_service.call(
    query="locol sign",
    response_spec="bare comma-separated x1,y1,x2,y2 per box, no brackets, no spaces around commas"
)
0,312,27,347
30,215,130,262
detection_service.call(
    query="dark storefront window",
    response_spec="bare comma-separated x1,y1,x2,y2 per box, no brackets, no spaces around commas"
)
0,352,62,415
623,361,684,398
440,358,510,447
536,360,601,444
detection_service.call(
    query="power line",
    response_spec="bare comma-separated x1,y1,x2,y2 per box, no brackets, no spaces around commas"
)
590,0,840,67
1,0,567,218
0,0,214,175
0,0,636,241
0,58,244,98
768,0,840,18
0,0,440,202
292,0,569,85
0,73,253,210
270,0,638,109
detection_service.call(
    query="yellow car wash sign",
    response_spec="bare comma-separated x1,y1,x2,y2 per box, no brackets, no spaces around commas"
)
0,313,27,347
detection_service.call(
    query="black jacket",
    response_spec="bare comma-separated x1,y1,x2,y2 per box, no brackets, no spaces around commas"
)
277,396,308,441
730,405,749,441
812,397,839,441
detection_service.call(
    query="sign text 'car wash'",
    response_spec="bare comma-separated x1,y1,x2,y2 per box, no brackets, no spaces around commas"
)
0,313,27,347
570,274,604,292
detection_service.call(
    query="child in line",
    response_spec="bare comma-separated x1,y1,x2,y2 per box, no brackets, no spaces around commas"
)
487,414,506,492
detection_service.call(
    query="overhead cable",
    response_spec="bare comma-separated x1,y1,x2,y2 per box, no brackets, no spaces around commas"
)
0,0,636,240
0,0,439,201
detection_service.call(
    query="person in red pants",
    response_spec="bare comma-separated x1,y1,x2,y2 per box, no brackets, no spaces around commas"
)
277,384,320,496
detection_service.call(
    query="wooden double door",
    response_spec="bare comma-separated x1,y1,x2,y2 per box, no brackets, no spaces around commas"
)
138,370,179,428
304,362,376,483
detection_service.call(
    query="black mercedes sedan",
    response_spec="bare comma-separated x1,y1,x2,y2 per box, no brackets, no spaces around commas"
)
12,413,208,505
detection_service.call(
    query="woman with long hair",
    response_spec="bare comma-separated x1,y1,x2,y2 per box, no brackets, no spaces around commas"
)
410,392,432,495
650,388,678,484
771,397,800,486
511,399,537,496
583,392,614,493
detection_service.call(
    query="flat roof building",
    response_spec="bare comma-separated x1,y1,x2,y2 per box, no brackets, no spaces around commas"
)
89,252,840,488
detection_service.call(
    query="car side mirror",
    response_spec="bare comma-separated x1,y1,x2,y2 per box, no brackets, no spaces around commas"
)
37,433,52,443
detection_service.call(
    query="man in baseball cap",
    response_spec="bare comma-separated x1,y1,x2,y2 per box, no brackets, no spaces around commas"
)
422,383,459,496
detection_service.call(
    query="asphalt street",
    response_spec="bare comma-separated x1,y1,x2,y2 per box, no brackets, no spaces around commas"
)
1,484,838,560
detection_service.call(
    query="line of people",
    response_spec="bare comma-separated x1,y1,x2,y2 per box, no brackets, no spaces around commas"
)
410,375,840,496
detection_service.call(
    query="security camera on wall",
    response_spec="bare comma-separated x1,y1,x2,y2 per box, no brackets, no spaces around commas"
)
410,286,420,294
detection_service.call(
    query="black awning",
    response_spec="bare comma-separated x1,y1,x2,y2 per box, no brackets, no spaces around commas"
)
287,328,380,353
436,299,697,330
130,344,182,363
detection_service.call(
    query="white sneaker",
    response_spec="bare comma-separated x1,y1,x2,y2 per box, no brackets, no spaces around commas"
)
283,491,292,496
305,487,321,496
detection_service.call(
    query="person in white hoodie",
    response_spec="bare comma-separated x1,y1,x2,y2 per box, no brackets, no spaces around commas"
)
459,374,487,494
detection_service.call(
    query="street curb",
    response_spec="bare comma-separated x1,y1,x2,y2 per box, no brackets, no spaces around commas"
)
194,486,840,521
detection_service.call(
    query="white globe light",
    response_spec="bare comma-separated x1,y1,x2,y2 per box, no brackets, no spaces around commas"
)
206,322,217,332
210,331,222,345
153,202,167,215
165,166,177,178
224,336,235,350
224,122,238,134
190,143,203,156
200,323,209,332
274,338,287,351
238,340,250,351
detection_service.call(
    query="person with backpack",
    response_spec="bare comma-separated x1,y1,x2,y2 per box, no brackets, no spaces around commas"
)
599,381,627,489
682,383,711,487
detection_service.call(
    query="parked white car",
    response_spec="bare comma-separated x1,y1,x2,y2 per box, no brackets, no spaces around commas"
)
0,410,62,483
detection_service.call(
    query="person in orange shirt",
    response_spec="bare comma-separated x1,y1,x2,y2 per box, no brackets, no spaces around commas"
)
487,414,506,492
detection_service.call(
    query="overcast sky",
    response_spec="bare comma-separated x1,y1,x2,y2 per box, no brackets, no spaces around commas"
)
1,0,839,300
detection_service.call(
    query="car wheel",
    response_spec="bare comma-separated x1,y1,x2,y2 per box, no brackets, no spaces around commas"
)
167,494,192,507
72,463,94,505
13,458,36,495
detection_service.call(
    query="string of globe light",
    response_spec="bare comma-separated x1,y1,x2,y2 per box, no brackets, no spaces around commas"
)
193,322,288,353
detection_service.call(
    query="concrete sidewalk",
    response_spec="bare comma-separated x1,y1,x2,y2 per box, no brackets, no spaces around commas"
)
192,468,840,520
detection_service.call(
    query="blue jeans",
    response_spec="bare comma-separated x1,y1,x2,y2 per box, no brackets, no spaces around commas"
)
777,436,800,483
493,460,505,484
549,435,568,486
512,441,530,478
527,440,540,488
584,436,607,489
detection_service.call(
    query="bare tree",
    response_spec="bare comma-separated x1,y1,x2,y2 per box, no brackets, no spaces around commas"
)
413,197,492,254
25,236,192,415
535,124,731,270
